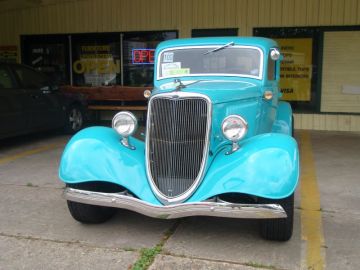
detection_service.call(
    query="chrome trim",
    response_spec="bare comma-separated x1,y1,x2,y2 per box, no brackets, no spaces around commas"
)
112,111,138,150
226,142,240,155
120,137,135,150
111,111,138,150
157,45,264,80
270,48,280,61
112,111,138,137
221,114,248,142
145,92,212,205
64,188,287,219
159,80,257,90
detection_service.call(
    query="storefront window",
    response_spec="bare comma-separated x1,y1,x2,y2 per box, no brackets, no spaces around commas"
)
71,33,120,87
254,27,321,112
123,31,177,86
21,31,177,87
21,35,69,85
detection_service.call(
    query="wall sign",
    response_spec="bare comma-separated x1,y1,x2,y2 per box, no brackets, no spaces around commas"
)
0,45,17,63
275,38,313,101
132,49,155,64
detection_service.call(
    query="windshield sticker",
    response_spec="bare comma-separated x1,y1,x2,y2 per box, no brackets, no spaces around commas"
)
166,68,190,76
162,62,181,76
162,62,191,76
163,52,174,62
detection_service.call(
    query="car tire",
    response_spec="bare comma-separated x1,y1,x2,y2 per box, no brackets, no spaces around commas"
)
65,104,84,134
67,200,117,224
259,193,294,241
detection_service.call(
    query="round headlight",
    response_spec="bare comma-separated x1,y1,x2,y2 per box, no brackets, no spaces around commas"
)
112,111,138,137
221,115,248,142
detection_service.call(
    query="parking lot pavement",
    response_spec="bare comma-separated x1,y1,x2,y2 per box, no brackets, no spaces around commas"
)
0,132,69,159
0,235,138,270
311,131,360,269
0,130,359,269
0,133,173,269
163,213,302,269
149,255,257,270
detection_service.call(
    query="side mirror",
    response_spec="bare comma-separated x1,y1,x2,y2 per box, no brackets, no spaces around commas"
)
270,48,281,61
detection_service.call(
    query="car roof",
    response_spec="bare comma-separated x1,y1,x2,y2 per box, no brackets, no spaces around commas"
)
156,36,278,52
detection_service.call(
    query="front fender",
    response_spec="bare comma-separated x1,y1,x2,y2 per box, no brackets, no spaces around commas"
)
59,127,161,205
60,128,299,205
272,101,293,135
188,133,299,202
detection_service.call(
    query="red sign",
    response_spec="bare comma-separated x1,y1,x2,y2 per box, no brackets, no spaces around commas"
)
132,49,155,64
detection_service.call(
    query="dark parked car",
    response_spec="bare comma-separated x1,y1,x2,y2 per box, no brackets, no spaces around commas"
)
0,62,86,139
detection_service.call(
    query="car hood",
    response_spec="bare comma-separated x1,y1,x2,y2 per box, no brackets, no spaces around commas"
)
153,80,262,104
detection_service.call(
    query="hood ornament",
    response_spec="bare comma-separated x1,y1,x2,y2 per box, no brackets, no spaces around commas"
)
173,79,186,92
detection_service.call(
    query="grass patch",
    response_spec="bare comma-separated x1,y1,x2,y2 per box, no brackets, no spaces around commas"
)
132,245,162,270
26,182,38,187
131,220,181,270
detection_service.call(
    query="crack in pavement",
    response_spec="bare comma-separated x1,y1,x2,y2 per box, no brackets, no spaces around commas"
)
0,183,64,190
0,232,137,253
158,252,286,270
131,220,182,270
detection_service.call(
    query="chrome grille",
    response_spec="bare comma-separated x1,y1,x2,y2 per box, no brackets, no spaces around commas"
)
147,94,210,201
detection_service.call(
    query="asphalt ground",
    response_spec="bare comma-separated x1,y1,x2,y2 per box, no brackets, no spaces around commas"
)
0,129,359,270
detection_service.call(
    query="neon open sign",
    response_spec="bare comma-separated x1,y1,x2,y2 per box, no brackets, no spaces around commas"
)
132,49,155,65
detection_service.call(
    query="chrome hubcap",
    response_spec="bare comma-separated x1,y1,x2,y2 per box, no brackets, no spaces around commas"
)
69,108,83,130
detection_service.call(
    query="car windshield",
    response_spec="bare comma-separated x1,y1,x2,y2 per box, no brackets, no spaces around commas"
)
158,46,262,80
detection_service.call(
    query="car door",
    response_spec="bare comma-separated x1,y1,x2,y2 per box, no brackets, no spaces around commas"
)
0,65,26,139
11,65,64,131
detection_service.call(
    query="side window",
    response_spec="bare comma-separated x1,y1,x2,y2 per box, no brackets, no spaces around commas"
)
13,66,48,89
267,53,276,81
0,67,16,89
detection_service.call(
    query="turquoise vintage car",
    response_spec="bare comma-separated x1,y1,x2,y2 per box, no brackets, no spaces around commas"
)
59,37,299,241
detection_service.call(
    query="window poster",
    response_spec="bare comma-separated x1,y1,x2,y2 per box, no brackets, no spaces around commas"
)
0,46,17,63
275,38,313,101
72,44,120,86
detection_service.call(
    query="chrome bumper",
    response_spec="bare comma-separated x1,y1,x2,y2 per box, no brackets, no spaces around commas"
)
63,188,287,219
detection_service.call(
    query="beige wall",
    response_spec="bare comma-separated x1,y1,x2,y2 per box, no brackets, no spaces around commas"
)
322,31,360,113
1,0,360,131
2,0,360,42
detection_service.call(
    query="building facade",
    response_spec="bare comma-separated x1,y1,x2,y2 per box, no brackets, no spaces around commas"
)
1,0,360,131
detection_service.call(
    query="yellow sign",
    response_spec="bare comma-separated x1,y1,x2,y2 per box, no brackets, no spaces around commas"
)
73,59,120,74
73,45,120,74
275,38,313,101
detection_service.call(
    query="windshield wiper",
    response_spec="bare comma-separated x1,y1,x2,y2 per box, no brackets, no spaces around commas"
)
203,42,235,55
172,79,202,91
